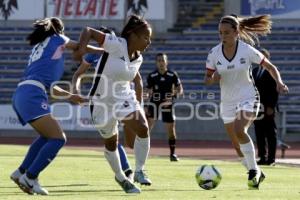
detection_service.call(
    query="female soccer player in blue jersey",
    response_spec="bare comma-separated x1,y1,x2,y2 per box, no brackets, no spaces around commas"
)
9,17,98,195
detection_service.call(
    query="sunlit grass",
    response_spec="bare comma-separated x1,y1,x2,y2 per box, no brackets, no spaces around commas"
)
0,145,299,200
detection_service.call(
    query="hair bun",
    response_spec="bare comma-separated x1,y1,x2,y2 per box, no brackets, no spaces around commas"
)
230,14,238,18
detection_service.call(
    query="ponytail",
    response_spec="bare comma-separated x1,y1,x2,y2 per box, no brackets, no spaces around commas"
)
220,14,272,46
27,17,64,46
121,14,150,40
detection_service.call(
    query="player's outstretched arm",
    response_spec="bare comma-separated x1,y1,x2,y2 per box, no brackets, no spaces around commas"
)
65,40,103,58
74,27,106,61
52,85,88,104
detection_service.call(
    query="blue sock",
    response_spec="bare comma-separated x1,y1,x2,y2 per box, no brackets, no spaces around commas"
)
118,144,131,172
19,136,48,172
27,138,66,179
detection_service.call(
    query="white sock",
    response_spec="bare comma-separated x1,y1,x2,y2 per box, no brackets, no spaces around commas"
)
104,148,127,181
239,157,248,170
134,136,150,172
240,141,258,171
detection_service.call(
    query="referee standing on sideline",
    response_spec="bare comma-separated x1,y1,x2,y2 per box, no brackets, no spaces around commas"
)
145,53,183,161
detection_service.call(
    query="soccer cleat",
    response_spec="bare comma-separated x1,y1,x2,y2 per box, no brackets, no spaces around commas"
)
257,158,267,165
125,169,134,183
10,169,23,186
170,154,179,162
115,177,141,193
248,169,265,190
259,171,266,183
134,170,152,186
267,160,276,166
18,174,49,195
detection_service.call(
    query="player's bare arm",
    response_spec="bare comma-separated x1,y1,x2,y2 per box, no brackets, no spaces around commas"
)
133,72,143,103
261,59,289,94
74,27,106,60
52,85,87,104
204,69,220,85
65,40,103,53
71,59,91,94
175,84,183,96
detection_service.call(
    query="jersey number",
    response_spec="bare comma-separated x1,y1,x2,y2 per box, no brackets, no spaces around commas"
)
28,37,50,65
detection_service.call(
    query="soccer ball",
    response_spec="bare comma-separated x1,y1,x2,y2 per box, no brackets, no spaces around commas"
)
195,165,222,190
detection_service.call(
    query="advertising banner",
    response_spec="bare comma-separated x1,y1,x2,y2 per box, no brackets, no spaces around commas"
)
46,0,165,20
0,104,96,131
0,105,32,130
241,0,300,19
46,0,125,19
0,0,166,21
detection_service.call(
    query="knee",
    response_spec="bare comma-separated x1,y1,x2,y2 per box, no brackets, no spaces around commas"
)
168,135,176,140
126,140,134,149
52,132,67,145
105,137,117,151
124,127,135,149
139,124,149,138
231,141,240,149
169,131,176,139
234,126,246,140
125,132,134,149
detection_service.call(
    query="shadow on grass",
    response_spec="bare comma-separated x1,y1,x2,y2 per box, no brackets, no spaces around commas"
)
0,192,25,196
0,183,90,189
0,188,228,197
0,154,102,158
58,154,102,158
48,189,136,197
0,186,18,189
45,183,90,188
0,189,128,197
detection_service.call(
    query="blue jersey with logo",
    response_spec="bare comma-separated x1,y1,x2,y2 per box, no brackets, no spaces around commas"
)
22,34,70,88
84,53,101,68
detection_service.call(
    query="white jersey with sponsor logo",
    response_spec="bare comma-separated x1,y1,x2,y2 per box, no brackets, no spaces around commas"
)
206,40,265,103
90,33,142,104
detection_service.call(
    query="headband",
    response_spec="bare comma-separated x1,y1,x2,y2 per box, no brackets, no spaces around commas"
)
220,16,239,28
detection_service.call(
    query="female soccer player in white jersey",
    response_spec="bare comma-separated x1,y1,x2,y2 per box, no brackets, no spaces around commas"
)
74,15,152,193
9,17,97,195
71,27,136,181
204,14,288,189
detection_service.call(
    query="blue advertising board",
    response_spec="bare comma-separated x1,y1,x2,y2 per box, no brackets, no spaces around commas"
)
241,0,300,19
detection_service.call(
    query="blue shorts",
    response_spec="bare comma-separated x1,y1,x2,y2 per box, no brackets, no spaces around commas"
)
12,84,50,126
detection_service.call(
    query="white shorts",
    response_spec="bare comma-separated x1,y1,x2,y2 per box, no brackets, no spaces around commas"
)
220,98,260,124
90,96,142,139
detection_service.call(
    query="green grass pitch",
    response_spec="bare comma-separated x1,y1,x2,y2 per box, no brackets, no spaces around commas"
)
0,145,299,200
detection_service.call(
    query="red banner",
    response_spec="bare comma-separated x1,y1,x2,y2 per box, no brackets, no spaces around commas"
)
47,0,124,19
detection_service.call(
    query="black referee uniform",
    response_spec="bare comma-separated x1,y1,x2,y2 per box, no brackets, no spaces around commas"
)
145,69,182,161
146,70,181,122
